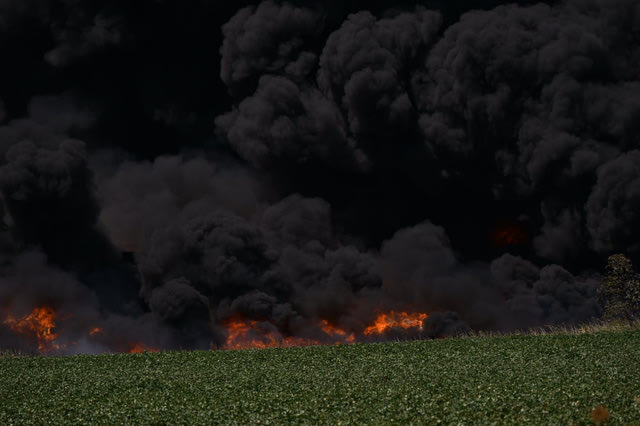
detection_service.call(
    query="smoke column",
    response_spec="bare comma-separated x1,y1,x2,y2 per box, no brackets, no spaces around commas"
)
1,0,637,353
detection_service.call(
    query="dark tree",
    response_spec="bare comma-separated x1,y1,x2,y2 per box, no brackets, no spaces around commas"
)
599,254,640,321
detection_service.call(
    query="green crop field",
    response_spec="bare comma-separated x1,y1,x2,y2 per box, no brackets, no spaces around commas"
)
1,331,640,424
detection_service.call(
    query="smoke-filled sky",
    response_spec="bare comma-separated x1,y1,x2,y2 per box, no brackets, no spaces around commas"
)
1,0,638,353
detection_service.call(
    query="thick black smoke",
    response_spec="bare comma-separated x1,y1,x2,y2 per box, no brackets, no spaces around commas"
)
1,0,638,353
411,0,640,267
135,195,382,344
219,0,324,97
0,0,123,67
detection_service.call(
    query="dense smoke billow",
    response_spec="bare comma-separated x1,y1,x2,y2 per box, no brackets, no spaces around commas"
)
1,0,638,353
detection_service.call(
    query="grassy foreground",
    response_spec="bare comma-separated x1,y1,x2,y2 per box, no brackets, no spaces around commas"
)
1,331,640,424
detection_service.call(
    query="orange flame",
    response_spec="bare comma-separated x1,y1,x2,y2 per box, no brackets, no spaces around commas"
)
89,327,104,336
490,221,528,248
319,319,355,343
222,317,317,350
221,311,430,351
2,306,62,353
363,311,428,336
2,306,432,354
128,343,159,353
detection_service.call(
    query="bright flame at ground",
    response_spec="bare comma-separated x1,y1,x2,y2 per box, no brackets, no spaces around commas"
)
363,311,428,335
221,311,429,350
222,317,316,350
319,320,355,343
2,306,61,352
128,343,159,353
1,307,161,354
2,306,431,353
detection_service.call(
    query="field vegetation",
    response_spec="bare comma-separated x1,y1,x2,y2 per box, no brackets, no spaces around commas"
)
2,324,640,424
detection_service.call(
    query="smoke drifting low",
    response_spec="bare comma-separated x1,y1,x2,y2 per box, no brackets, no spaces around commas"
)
0,0,637,353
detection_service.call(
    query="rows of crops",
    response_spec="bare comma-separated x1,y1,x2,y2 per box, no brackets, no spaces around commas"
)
1,331,639,424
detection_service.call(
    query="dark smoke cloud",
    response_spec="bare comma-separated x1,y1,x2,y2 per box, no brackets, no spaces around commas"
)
136,211,277,302
147,277,211,347
408,0,640,265
2,0,639,353
0,138,146,315
96,154,267,252
379,222,599,330
586,150,640,256
0,93,95,156
135,195,382,343
261,194,333,248
533,205,585,263
0,249,98,317
220,0,324,96
0,140,100,262
0,245,175,354
216,75,366,170
379,222,497,329
0,0,123,67
489,253,599,327
45,10,123,67
0,248,102,352
261,195,381,326
318,8,441,141
135,209,284,341
423,311,471,338
217,5,442,172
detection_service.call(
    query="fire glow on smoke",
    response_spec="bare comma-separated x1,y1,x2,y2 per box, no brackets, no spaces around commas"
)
362,311,428,335
2,306,61,353
221,311,429,351
490,220,529,248
2,306,430,354
1,306,160,355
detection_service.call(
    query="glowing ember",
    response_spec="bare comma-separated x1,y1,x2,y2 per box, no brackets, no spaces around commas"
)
89,327,104,336
2,306,61,352
319,319,355,343
363,311,428,336
128,343,159,353
490,220,528,248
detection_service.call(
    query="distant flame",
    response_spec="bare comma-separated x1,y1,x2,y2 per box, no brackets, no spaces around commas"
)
220,311,430,351
2,306,62,353
89,327,104,336
222,317,316,350
490,220,528,248
2,307,162,355
128,343,159,353
363,311,428,336
319,319,355,343
3,305,433,354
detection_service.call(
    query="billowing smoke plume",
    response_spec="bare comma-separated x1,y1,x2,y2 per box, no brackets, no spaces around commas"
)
2,0,639,353
0,0,123,67
135,194,383,344
219,0,324,96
